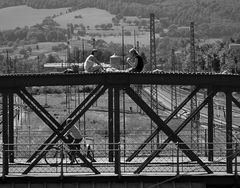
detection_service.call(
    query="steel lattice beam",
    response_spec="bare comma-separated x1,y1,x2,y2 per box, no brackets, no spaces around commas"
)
0,72,240,176
125,87,213,174
22,85,106,175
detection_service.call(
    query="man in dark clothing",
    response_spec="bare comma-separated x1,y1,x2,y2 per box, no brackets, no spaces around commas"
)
212,54,221,73
126,48,144,72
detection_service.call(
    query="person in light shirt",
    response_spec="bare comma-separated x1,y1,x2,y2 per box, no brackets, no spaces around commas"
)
66,119,83,148
84,49,104,72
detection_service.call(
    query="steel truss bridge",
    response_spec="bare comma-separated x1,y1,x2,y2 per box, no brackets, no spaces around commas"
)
1,72,240,188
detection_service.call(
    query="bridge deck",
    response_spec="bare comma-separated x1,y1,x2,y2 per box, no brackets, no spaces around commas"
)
0,72,239,88
0,72,240,187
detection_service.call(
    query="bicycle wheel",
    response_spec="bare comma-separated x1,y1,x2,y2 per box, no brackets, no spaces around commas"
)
44,146,63,167
67,150,78,164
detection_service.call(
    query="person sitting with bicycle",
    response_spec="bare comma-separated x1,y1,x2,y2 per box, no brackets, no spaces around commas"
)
65,119,83,163
65,119,95,164
66,125,83,149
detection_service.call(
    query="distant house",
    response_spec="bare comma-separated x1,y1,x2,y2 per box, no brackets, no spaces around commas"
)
168,24,178,32
177,26,190,32
44,62,84,72
164,25,190,36
229,43,240,50
10,54,25,59
43,62,69,72
44,62,68,68
163,29,169,33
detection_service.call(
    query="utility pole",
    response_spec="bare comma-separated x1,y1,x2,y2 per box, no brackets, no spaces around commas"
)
150,13,159,149
6,50,9,74
92,38,96,49
136,41,140,52
136,41,142,114
150,13,157,72
134,30,136,48
190,22,196,72
14,57,17,73
121,25,126,159
82,38,85,61
37,56,40,73
122,26,125,70
171,48,177,112
190,22,200,151
67,40,71,68
65,25,72,115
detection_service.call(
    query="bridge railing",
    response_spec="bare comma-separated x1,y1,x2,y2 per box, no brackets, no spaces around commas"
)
0,141,240,176
0,73,240,176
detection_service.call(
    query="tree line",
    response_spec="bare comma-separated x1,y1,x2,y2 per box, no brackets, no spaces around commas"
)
1,0,240,37
0,17,66,46
0,0,25,9
2,0,236,38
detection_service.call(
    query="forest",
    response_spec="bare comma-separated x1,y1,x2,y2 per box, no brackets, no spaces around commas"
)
0,0,25,8
1,0,240,38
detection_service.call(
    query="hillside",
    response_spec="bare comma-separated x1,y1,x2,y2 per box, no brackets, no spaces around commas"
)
2,0,240,24
54,8,114,29
0,0,24,9
1,0,240,37
23,0,240,24
0,5,68,30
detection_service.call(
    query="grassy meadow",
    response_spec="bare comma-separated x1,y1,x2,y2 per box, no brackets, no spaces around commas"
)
0,5,68,30
0,5,151,46
54,8,115,29
54,7,151,45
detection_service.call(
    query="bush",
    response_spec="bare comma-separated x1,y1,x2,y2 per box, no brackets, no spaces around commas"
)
79,86,94,93
31,86,65,95
74,15,82,19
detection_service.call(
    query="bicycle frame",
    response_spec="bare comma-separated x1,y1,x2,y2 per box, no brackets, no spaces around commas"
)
44,138,95,167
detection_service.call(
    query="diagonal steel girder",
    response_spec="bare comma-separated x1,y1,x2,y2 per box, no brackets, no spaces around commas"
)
22,85,107,175
26,85,103,162
16,87,101,174
21,88,61,128
126,86,201,162
125,86,214,174
232,95,240,109
136,89,217,173
16,89,67,141
17,88,99,172
22,85,107,174
229,95,240,160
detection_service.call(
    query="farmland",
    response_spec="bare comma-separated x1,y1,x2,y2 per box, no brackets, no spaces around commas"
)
0,5,68,30
0,5,151,45
54,8,115,29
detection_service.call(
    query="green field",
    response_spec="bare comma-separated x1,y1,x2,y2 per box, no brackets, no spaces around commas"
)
0,6,115,30
54,8,115,29
54,8,151,45
0,5,68,30
0,5,151,45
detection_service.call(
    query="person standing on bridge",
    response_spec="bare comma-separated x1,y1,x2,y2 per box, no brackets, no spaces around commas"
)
84,49,104,73
126,48,144,73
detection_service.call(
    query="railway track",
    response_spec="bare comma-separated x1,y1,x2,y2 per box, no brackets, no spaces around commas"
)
137,85,240,142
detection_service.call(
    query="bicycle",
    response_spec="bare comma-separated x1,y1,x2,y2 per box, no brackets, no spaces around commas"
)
44,137,95,167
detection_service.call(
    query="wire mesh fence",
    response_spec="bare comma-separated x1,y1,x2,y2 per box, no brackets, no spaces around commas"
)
1,84,240,176
1,138,240,176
